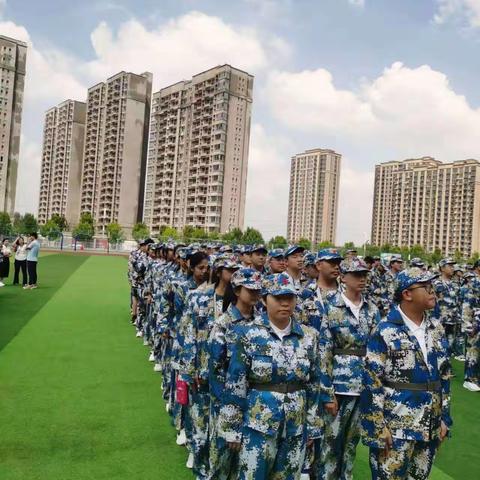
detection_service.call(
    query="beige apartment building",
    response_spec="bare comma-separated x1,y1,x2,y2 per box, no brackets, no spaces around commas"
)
371,157,480,256
80,71,152,236
287,149,341,246
38,100,86,227
0,35,27,215
143,65,253,235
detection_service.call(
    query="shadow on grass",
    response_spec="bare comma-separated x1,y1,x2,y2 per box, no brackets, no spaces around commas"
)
0,254,88,353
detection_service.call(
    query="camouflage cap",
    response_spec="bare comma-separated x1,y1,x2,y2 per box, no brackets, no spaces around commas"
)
340,257,369,274
394,267,439,294
410,257,425,268
213,253,240,270
268,248,285,259
231,267,263,290
438,258,456,268
389,254,404,264
316,248,343,262
262,273,297,296
303,252,316,266
177,247,191,260
251,244,268,254
284,245,305,257
219,245,233,253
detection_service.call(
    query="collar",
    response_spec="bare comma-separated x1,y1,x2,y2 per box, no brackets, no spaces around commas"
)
388,306,435,330
260,312,304,337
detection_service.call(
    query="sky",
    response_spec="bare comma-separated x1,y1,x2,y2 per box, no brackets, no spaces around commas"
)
3,0,480,244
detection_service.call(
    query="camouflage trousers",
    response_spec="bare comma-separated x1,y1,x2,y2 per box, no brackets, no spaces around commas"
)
314,395,361,480
369,439,439,480
444,323,463,357
187,389,210,479
464,331,480,383
236,424,307,480
208,408,238,480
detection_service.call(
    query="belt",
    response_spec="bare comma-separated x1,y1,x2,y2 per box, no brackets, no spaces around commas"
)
333,348,367,357
385,380,442,392
249,382,305,394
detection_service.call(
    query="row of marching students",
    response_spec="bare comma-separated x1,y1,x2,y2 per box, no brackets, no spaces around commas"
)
128,240,453,480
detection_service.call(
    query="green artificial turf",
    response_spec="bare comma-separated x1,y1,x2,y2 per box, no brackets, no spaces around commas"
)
0,254,478,479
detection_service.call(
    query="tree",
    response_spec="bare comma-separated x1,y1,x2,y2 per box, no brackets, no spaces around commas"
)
50,213,68,232
22,213,38,233
132,222,150,242
469,251,479,265
0,211,12,236
297,237,312,250
207,231,220,240
73,222,94,240
106,222,124,244
453,249,463,264
160,226,179,240
343,241,355,250
242,227,264,245
191,227,207,240
12,212,23,234
317,240,334,249
269,236,287,248
40,219,62,240
429,248,442,266
222,228,243,244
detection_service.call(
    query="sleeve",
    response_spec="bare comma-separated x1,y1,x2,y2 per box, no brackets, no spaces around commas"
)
218,329,249,443
178,293,198,384
208,322,228,405
437,324,453,429
462,287,475,335
360,326,389,449
318,311,335,403
306,330,324,439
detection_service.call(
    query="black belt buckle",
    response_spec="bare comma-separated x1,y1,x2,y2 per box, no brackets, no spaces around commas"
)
278,382,288,394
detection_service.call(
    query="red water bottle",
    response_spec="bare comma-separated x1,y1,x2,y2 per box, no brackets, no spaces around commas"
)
176,378,189,405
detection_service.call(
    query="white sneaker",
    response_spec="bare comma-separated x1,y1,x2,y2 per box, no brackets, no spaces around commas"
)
153,363,162,372
148,352,155,362
30,285,38,289
300,474,310,480
455,355,466,362
463,381,480,392
135,331,143,338
186,452,194,469
176,429,187,446
143,339,149,346
166,403,170,413
23,285,30,289
0,281,5,287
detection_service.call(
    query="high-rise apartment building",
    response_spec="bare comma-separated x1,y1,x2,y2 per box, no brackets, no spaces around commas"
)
0,35,27,214
80,71,152,236
38,100,86,227
371,157,480,256
287,149,341,246
143,65,253,235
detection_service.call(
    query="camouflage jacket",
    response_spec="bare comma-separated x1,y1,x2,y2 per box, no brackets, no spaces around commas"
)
219,313,323,442
369,269,394,316
433,278,461,325
208,304,258,410
361,307,452,448
461,276,480,334
319,294,380,401
299,280,340,332
178,285,224,384
127,249,148,288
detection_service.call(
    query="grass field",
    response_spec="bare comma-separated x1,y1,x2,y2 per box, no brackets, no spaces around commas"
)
0,254,478,479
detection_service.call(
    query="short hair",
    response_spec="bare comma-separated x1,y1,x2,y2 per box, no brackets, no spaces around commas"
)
364,256,374,264
30,232,38,239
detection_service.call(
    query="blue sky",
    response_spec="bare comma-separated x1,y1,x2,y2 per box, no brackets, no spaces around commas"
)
3,0,480,244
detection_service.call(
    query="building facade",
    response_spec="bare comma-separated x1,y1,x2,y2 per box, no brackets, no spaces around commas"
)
0,35,27,214
143,65,253,235
38,100,86,227
80,71,152,236
287,149,341,246
371,157,480,256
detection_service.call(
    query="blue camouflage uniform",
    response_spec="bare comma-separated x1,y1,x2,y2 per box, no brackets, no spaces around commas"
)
361,268,452,480
461,272,480,387
208,267,263,480
218,273,323,480
433,258,461,357
316,258,381,480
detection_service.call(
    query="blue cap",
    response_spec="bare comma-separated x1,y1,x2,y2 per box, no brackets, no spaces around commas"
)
389,254,403,264
316,248,343,262
262,273,297,296
394,267,439,294
340,257,369,273
269,248,285,259
213,254,239,270
251,244,268,254
439,258,456,268
285,245,305,257
303,252,316,266
231,268,263,290
410,257,425,268
219,245,233,253
242,244,253,254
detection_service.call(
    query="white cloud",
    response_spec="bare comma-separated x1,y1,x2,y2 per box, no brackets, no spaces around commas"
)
87,12,289,88
244,124,294,239
267,61,480,160
434,0,480,27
